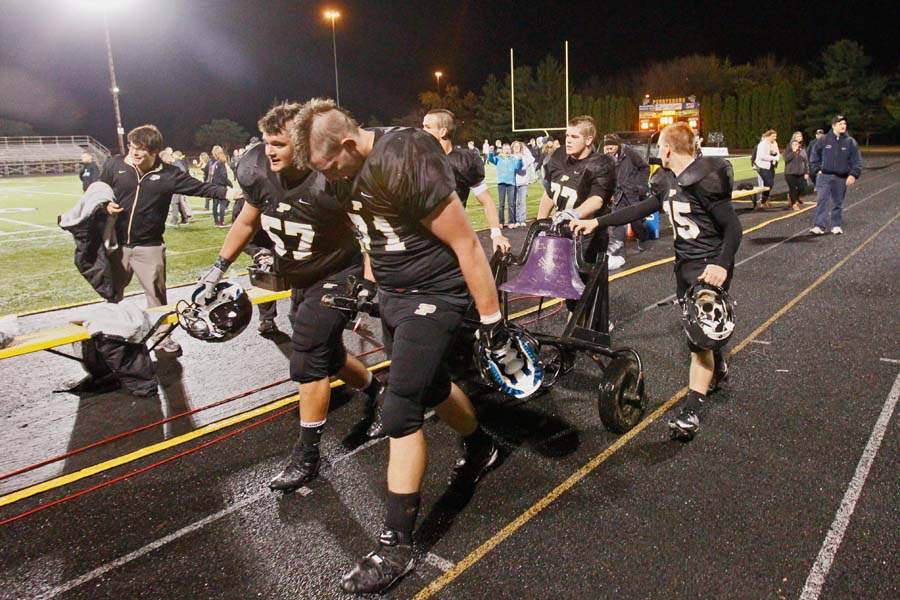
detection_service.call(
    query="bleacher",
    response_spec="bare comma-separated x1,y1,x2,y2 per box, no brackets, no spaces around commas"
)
0,136,111,177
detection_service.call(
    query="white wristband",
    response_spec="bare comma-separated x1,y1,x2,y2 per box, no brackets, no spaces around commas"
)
490,227,502,239
480,310,502,325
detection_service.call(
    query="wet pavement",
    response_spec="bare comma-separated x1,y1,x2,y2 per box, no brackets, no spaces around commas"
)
1,158,898,599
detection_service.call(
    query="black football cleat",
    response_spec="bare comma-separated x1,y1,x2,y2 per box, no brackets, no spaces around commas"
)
340,530,415,595
364,403,385,439
268,450,320,492
668,408,701,441
448,438,499,492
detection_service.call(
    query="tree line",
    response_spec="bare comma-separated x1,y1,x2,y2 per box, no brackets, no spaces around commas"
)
397,39,895,149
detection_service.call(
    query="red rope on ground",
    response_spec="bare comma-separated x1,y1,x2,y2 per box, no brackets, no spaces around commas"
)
0,405,296,527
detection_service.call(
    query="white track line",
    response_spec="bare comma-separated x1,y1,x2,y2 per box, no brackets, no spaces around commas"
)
798,371,899,600
424,552,457,573
34,490,277,600
0,217,54,230
879,358,900,365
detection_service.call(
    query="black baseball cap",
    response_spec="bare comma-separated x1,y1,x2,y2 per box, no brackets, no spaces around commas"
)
602,134,621,146
831,115,847,126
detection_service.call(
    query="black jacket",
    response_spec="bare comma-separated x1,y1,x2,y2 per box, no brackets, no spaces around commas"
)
809,131,863,179
613,146,650,203
100,155,228,246
79,161,101,191
207,160,232,188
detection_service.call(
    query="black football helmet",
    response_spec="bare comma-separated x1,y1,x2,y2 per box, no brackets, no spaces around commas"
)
680,282,735,350
177,281,252,343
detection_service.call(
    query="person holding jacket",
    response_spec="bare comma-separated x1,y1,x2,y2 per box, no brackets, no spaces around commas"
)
486,143,522,227
101,124,236,354
753,130,780,208
808,115,862,235
783,132,810,211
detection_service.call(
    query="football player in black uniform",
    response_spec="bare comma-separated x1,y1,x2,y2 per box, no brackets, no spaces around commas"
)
536,115,616,316
571,123,741,440
293,99,522,595
422,109,511,254
193,102,384,492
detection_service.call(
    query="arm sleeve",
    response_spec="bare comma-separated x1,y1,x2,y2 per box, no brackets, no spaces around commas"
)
173,170,228,199
593,194,662,228
587,158,616,204
849,141,863,178
809,142,821,174
99,159,115,186
709,201,742,268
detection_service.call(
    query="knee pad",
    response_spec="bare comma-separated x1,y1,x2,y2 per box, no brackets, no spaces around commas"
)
380,386,425,439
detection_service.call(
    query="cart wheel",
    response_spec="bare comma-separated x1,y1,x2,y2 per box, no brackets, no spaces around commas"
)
597,356,645,433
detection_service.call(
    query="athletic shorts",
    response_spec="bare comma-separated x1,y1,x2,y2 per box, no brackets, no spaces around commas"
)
288,262,362,384
675,258,733,353
378,289,469,436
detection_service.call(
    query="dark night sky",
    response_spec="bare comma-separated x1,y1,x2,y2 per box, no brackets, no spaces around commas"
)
0,0,895,150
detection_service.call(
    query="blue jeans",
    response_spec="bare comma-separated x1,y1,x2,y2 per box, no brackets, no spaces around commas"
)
814,173,847,229
497,183,517,225
515,185,528,224
213,198,230,225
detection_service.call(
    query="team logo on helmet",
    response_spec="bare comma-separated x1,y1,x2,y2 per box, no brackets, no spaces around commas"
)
680,283,735,350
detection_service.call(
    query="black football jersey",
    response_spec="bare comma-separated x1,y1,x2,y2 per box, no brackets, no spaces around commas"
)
341,127,466,295
652,157,735,263
446,147,486,207
543,147,616,213
236,144,360,288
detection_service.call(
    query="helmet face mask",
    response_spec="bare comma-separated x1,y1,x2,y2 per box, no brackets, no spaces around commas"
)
177,282,252,343
681,283,735,350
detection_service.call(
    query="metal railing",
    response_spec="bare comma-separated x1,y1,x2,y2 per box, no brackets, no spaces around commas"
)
0,136,111,177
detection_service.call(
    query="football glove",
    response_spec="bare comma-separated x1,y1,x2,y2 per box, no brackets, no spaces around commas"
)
551,208,579,227
192,257,229,306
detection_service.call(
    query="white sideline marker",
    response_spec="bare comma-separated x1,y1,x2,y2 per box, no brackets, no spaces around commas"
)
798,371,899,600
879,358,900,365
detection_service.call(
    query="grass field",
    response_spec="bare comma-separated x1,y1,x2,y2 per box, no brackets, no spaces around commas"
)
0,156,762,316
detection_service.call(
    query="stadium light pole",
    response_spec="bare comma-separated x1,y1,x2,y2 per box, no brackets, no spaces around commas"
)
103,11,126,154
324,10,341,106
434,70,443,93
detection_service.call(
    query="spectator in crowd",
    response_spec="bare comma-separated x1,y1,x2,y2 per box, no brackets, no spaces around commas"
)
754,130,780,208
511,141,534,228
482,139,491,164
527,138,540,161
208,145,233,227
809,115,862,235
808,129,826,182
467,140,480,159
783,131,810,211
195,152,212,210
537,141,556,194
603,134,650,269
494,139,502,153
487,143,523,227
101,124,235,354
78,152,101,191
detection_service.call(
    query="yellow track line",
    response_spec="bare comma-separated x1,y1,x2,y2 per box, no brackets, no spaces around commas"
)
0,360,391,509
414,209,900,599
